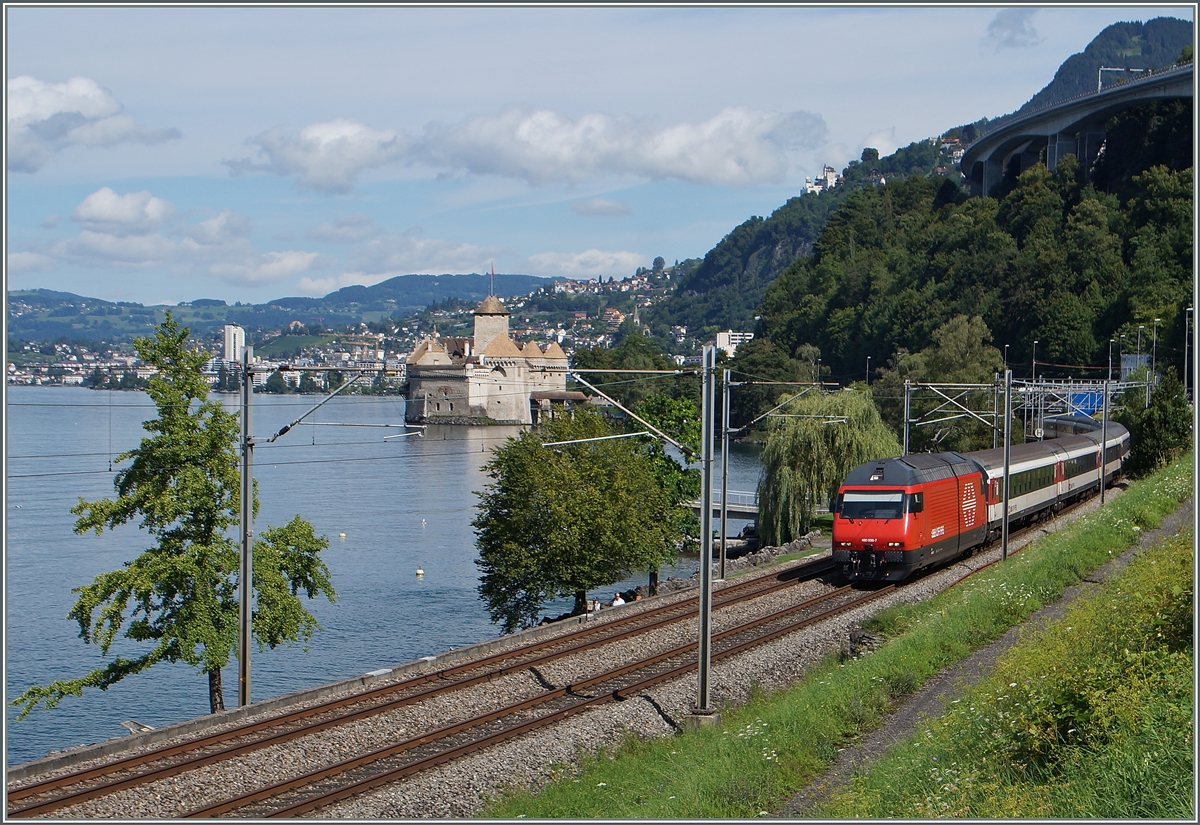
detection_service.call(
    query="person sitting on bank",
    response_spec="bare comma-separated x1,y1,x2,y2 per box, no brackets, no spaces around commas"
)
612,592,625,607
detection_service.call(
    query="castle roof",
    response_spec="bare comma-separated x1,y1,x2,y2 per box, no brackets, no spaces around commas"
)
407,338,450,365
475,295,509,315
541,341,569,361
520,341,543,357
482,333,523,359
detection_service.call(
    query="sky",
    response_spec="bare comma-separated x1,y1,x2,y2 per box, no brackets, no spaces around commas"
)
4,4,1194,306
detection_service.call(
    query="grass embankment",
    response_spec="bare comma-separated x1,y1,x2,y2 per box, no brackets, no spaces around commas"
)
481,455,1193,819
816,527,1193,818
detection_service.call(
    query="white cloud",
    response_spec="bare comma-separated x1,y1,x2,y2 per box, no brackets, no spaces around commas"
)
71,187,175,233
226,119,410,193
6,75,181,172
210,251,320,284
524,249,646,279
180,210,253,245
983,9,1044,50
230,106,828,192
570,197,632,217
349,230,509,277
7,251,56,272
307,213,379,243
59,229,190,269
418,106,827,186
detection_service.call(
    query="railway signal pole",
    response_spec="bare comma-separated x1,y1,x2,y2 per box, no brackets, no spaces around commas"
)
1001,370,1012,561
719,368,732,581
239,346,255,707
693,345,717,725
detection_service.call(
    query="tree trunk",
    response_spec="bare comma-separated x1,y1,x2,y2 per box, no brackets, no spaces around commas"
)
649,568,659,597
208,668,225,714
573,590,588,616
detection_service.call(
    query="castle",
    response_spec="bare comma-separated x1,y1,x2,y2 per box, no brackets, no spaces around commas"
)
404,296,577,424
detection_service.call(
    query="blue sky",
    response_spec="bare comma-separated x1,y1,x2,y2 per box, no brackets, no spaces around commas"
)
5,5,1193,306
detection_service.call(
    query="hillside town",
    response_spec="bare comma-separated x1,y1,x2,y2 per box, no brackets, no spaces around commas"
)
6,267,753,392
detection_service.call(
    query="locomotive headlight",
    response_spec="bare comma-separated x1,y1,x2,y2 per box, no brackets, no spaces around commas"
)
887,541,903,548
837,541,852,548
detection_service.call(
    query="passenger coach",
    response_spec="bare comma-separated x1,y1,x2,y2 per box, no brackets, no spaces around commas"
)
832,416,1130,582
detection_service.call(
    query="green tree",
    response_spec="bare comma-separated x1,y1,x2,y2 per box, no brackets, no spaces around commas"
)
298,371,318,394
633,394,702,592
10,314,335,718
1115,368,1192,477
474,409,681,632
265,370,290,393
757,389,901,545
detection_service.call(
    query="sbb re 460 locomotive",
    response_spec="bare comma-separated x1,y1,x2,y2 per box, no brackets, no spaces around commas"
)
832,416,1130,582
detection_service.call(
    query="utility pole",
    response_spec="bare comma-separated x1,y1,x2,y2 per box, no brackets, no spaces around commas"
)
239,346,255,708
1101,378,1110,505
1001,370,1012,561
694,345,717,724
902,379,911,456
865,355,871,387
1148,317,1161,407
719,368,731,581
1184,310,1192,400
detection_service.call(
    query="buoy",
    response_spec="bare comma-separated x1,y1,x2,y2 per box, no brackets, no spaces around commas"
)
416,567,424,577
421,519,426,527
339,532,346,539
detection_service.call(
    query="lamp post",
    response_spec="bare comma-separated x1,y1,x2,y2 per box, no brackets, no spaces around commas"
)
1031,340,1038,381
816,358,822,385
1003,344,1009,371
865,355,871,387
1147,316,1156,405
1186,308,1193,401
1119,334,1126,381
1108,339,1114,382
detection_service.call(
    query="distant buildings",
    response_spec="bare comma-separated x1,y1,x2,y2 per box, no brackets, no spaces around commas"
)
223,324,245,363
804,165,841,195
716,330,754,358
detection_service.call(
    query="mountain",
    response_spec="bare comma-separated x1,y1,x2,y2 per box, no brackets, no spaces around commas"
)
1017,17,1192,115
646,139,946,337
8,273,555,344
264,272,553,314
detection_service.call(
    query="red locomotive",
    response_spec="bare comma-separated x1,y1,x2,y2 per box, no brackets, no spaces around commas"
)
832,416,1130,582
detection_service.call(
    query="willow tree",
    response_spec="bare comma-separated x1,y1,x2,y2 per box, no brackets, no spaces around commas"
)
757,388,901,545
10,314,336,719
474,408,680,632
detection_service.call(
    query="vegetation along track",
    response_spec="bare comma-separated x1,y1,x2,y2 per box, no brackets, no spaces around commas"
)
6,556,836,819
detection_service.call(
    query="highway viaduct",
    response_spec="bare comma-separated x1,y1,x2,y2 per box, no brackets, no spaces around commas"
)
960,61,1193,197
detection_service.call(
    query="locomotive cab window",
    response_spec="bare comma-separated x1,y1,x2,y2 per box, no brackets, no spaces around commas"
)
839,491,904,520
908,491,924,513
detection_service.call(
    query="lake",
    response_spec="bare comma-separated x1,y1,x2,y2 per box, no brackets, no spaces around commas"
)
4,385,761,765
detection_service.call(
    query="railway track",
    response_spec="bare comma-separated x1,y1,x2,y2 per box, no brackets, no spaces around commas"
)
10,498,1090,819
7,555,837,819
188,582,888,817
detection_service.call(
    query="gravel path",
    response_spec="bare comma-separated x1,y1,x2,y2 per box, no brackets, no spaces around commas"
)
773,493,1194,818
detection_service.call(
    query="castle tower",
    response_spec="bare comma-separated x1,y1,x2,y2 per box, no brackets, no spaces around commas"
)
473,295,510,353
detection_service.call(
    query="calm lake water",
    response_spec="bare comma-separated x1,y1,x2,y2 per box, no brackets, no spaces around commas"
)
4,385,761,765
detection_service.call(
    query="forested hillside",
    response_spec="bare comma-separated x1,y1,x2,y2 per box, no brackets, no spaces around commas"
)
741,97,1191,434
646,140,944,339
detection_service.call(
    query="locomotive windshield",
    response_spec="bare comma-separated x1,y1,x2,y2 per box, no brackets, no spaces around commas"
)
838,490,905,520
